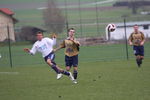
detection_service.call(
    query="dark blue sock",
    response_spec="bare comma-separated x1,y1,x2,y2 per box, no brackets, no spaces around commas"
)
140,58,143,64
62,71,70,76
136,59,141,67
73,70,78,79
51,64,59,74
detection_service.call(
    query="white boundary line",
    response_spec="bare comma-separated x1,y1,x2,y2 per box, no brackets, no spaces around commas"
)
37,0,115,10
0,72,19,75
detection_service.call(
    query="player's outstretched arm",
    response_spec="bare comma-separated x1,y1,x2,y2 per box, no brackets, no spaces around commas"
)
50,33,57,39
53,46,62,53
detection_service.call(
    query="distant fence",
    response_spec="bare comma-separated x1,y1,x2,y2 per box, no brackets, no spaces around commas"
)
0,40,150,68
0,19,150,68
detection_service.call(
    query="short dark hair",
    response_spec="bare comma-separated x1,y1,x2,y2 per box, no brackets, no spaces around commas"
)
36,31,43,35
68,28,75,32
134,24,138,27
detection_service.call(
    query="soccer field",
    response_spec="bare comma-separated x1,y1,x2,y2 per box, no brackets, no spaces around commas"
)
1,0,150,99
0,59,150,100
0,42,150,100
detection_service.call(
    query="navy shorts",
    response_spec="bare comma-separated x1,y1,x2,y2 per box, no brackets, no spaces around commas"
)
133,46,144,56
44,52,56,64
65,55,78,67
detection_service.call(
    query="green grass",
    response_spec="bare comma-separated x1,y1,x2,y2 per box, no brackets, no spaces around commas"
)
0,59,150,100
0,41,150,100
14,9,43,27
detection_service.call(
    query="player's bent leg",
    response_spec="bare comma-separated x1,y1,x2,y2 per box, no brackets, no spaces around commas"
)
46,59,60,73
55,66,74,80
55,65,63,80
54,65,69,76
46,59,74,81
53,64,74,81
46,58,75,83
58,71,75,83
46,59,63,79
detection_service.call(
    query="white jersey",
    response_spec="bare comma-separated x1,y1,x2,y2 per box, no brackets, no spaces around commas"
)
30,37,56,57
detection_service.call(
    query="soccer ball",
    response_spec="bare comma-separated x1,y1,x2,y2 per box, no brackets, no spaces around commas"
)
107,23,116,32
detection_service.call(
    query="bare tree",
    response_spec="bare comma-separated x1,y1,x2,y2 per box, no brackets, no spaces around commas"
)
128,0,138,14
43,0,65,34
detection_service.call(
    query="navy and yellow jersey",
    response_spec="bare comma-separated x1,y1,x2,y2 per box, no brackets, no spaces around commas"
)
128,31,145,46
60,38,80,57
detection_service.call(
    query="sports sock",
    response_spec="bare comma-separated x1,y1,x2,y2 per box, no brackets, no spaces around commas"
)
136,59,141,67
73,70,78,79
61,70,70,76
51,64,59,73
140,58,143,65
139,59,142,65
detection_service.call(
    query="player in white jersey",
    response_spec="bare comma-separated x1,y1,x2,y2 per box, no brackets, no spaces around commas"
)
24,31,75,83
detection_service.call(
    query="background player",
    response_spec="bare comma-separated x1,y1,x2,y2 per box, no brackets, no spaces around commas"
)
128,24,145,67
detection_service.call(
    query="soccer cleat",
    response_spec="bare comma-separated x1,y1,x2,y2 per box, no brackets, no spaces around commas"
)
56,73,63,80
69,72,75,81
73,80,78,84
